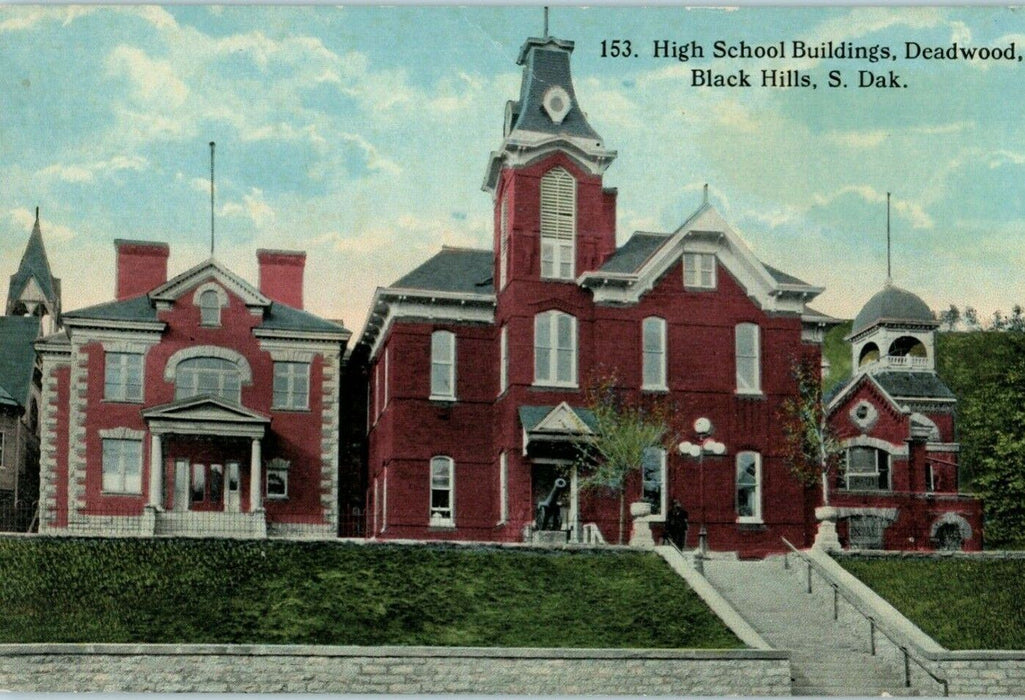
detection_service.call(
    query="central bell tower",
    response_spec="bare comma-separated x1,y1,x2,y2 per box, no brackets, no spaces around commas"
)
483,33,619,292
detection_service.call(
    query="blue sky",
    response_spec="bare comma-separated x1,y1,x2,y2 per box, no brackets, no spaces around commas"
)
2,5,1024,332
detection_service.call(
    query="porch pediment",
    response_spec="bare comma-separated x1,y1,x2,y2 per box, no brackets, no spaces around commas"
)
142,395,269,438
520,403,596,457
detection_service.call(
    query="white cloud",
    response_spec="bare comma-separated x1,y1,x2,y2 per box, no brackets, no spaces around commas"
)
221,188,276,228
8,208,77,243
106,45,189,109
825,130,889,150
35,155,148,184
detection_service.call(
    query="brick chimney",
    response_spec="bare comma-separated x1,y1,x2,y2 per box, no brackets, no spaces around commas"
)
114,239,170,300
257,249,306,309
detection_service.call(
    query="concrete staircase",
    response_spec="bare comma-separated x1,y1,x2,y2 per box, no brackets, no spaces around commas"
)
702,554,934,696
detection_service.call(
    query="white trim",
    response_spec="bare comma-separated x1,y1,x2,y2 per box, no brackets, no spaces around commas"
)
381,466,388,533
926,442,960,453
383,347,390,408
498,451,508,525
840,435,909,457
683,252,717,289
499,325,509,395
429,456,455,527
499,195,509,291
193,282,229,327
150,258,270,310
98,427,145,440
735,323,761,395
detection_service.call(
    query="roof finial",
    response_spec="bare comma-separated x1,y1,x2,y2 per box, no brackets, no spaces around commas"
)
703,183,709,205
210,141,216,257
543,6,549,38
886,191,892,286
34,206,39,225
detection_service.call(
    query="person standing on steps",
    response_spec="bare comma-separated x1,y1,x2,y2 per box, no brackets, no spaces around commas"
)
664,500,689,549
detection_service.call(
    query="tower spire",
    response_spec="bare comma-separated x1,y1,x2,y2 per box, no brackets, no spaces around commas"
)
210,141,216,256
543,6,549,38
886,191,892,286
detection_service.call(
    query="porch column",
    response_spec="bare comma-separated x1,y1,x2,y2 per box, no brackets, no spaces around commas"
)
148,434,163,509
250,438,262,512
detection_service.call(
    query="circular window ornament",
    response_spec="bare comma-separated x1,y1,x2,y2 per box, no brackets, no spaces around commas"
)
849,400,879,433
542,86,572,125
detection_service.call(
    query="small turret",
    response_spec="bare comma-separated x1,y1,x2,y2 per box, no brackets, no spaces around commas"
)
6,208,62,334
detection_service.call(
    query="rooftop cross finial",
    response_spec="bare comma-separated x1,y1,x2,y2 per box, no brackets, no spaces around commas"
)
210,141,216,256
543,6,549,38
703,183,709,205
34,206,39,226
886,191,892,286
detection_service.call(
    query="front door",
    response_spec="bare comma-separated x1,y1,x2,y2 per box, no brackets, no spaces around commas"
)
174,459,190,512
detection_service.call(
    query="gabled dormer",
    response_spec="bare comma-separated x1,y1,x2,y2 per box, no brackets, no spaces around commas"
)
7,208,62,334
484,34,618,290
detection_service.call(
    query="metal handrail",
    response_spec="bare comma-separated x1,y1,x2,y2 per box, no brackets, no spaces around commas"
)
781,537,949,697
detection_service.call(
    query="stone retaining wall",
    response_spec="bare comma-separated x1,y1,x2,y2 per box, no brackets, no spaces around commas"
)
0,644,790,694
931,652,1025,695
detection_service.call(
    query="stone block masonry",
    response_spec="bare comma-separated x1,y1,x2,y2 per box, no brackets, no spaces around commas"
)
0,644,791,694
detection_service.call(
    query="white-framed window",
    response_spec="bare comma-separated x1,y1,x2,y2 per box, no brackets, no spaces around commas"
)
176,357,242,402
642,317,667,390
534,311,577,386
735,323,761,394
0,432,6,469
104,352,143,402
101,438,142,494
844,447,891,492
642,446,667,517
540,167,576,280
430,456,454,526
684,253,716,289
199,289,221,326
736,451,762,522
499,325,509,395
430,330,456,400
499,451,508,525
273,361,310,410
266,459,289,499
500,194,510,290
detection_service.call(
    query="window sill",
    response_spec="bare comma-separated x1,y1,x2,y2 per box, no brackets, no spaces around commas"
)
683,285,717,292
271,406,311,413
429,395,457,403
735,389,764,398
265,494,289,501
102,398,144,405
531,382,579,390
429,519,456,529
641,385,668,393
736,517,764,525
101,490,143,497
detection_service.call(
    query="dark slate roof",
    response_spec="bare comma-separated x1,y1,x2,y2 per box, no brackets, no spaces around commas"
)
8,215,60,308
599,233,672,274
519,405,599,433
389,247,494,295
873,371,956,401
260,302,348,335
0,316,41,408
511,37,603,143
763,262,810,287
853,284,936,335
63,294,159,323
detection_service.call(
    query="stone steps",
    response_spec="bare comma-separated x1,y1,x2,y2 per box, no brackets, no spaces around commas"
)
701,554,925,696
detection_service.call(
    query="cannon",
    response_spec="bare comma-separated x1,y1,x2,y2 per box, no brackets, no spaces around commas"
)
535,477,568,531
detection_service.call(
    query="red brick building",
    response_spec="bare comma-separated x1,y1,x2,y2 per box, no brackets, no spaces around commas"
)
355,33,841,555
826,284,982,550
35,240,350,537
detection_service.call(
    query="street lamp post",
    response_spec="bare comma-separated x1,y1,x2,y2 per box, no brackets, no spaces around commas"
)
678,417,726,574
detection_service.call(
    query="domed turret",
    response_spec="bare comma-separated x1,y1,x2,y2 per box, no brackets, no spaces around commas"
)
852,284,935,336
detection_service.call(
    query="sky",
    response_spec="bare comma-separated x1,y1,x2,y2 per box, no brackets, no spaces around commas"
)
2,5,1024,334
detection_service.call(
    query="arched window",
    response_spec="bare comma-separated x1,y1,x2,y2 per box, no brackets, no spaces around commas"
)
858,342,880,368
642,317,667,390
539,168,576,280
199,289,221,326
534,311,577,386
736,451,762,522
735,323,761,393
175,357,242,403
642,446,667,516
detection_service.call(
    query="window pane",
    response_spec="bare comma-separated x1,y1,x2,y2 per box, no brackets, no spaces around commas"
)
191,464,206,502
267,471,287,497
431,364,451,396
209,464,223,504
557,348,572,382
642,447,664,516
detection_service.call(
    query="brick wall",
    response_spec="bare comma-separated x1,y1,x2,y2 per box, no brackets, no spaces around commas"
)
0,644,790,694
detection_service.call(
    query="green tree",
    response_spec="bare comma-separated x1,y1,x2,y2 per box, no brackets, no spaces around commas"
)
939,304,961,332
575,376,671,544
779,357,843,506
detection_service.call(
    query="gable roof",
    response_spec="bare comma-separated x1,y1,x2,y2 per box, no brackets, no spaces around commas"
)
260,302,349,336
872,371,955,401
0,316,41,408
389,247,494,295
63,294,159,324
519,403,598,434
7,214,60,310
150,257,270,308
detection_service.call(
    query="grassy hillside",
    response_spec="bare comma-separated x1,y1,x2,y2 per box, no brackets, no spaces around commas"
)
839,556,1025,649
0,538,742,648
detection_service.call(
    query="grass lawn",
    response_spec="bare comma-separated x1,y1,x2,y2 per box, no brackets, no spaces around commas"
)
0,538,742,648
838,556,1025,650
